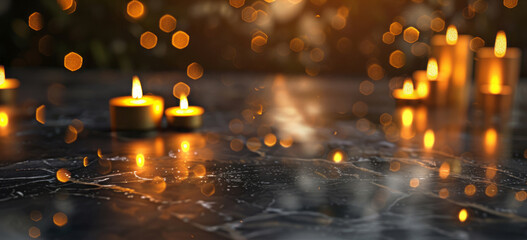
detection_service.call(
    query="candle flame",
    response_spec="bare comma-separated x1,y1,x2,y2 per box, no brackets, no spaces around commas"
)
446,25,458,45
426,58,438,81
402,79,414,95
0,66,5,86
132,76,143,99
136,153,145,168
494,31,507,58
458,209,468,222
180,95,189,110
416,81,429,98
424,129,435,150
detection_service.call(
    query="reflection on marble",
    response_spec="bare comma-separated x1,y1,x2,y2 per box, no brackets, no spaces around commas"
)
1,70,527,239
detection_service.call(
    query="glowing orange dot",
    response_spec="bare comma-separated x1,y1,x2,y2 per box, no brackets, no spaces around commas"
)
458,209,468,222
159,14,177,33
30,210,42,222
389,22,403,35
439,162,450,179
28,226,40,238
430,17,445,32
172,31,190,49
367,64,384,81
264,133,277,147
289,37,304,52
310,48,325,62
515,191,527,201
503,0,518,8
83,156,89,167
359,80,375,95
56,168,71,183
246,137,262,152
64,125,78,144
53,212,68,227
389,50,405,68
439,188,449,199
172,82,190,99
279,136,293,148
64,52,83,72
201,182,215,197
241,7,257,23
251,35,267,53
140,31,158,49
230,138,244,152
409,178,420,188
382,32,395,44
57,0,74,10
470,37,485,52
464,184,476,196
389,161,401,172
127,0,145,19
193,164,206,178
403,27,419,43
229,0,245,8
187,62,203,80
28,12,43,31
485,184,498,197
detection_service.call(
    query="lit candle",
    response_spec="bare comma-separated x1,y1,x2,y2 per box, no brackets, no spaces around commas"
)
109,76,164,131
165,82,204,130
0,66,20,105
475,31,521,122
431,25,473,108
392,78,421,104
413,58,439,105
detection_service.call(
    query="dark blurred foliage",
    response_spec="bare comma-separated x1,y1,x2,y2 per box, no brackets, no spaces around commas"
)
0,0,525,76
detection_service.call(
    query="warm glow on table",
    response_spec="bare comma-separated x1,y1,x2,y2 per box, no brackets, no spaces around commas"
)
165,95,204,117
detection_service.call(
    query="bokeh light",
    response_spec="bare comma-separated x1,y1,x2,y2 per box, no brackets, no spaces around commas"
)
140,31,158,49
172,31,190,49
64,52,83,71
127,0,145,19
159,14,177,33
28,12,43,31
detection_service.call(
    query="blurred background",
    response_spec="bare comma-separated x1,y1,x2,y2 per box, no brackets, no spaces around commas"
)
0,0,525,77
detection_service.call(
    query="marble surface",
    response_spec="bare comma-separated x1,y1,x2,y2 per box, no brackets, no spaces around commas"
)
1,70,527,240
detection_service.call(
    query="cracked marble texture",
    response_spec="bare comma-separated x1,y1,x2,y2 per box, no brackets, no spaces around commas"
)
1,70,527,239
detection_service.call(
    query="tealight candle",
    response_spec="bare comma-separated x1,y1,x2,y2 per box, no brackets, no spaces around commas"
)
431,25,472,108
165,82,204,130
475,31,521,114
0,66,20,105
392,78,422,105
109,76,164,131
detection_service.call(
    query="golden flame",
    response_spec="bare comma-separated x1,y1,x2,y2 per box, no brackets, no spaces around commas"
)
458,209,468,222
402,79,414,95
0,66,5,86
494,31,507,58
0,112,8,128
416,82,429,98
424,129,435,150
131,76,143,99
333,151,343,163
401,107,413,127
426,58,438,81
446,25,458,45
180,95,189,110
181,140,190,152
136,153,145,168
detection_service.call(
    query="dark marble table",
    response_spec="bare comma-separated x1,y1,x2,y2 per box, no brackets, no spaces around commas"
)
1,69,527,239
